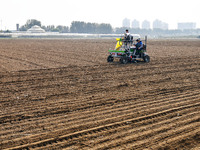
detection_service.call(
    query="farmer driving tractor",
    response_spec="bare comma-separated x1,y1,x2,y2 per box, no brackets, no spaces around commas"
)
107,34,150,64
135,38,143,55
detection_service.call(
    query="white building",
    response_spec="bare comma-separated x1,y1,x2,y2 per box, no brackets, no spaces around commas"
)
131,19,140,28
153,19,168,30
162,22,168,30
177,22,196,30
122,18,130,28
27,25,45,33
142,20,150,29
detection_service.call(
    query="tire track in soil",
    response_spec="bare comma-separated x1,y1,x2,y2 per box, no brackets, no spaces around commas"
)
2,102,200,149
32,111,200,149
0,80,199,125
0,88,199,126
81,115,200,150
1,90,199,143
0,89,199,139
1,92,198,148
1,60,199,105
0,75,199,132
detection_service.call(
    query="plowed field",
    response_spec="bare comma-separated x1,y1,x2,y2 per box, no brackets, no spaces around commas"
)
0,39,200,149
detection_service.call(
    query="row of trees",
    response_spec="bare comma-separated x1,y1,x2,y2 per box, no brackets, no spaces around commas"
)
41,25,69,33
19,19,113,33
70,21,113,33
18,19,200,37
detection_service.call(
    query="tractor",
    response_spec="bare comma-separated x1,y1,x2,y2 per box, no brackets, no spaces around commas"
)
107,35,150,64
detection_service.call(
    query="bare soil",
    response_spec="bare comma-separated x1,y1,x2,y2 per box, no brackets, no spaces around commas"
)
0,39,200,149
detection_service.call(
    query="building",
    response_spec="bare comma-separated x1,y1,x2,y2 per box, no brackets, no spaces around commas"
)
122,18,130,28
177,22,196,30
142,20,150,29
27,25,45,33
16,24,19,31
153,19,162,29
162,22,168,30
131,19,140,28
153,19,168,30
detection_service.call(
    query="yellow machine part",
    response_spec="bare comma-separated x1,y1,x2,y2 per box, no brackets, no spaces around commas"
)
115,39,122,50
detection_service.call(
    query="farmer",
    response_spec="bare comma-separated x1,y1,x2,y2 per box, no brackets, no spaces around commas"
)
124,29,131,41
124,29,133,45
125,29,130,38
135,38,143,55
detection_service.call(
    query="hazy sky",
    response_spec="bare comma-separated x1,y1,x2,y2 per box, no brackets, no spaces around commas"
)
0,0,199,30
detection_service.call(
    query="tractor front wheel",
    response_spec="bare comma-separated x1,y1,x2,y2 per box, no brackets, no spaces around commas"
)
107,55,114,62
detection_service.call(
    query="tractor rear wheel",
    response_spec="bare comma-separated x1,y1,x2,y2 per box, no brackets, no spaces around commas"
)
143,55,150,63
120,56,129,64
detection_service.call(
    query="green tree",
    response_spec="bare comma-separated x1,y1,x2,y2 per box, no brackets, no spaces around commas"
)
96,23,113,34
85,23,96,33
70,21,86,33
25,19,41,29
56,25,69,33
19,25,27,31
19,19,41,31
70,21,113,33
46,25,55,32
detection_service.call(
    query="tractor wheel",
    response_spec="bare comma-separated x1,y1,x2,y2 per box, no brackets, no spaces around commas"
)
107,55,114,62
120,56,129,64
143,55,150,63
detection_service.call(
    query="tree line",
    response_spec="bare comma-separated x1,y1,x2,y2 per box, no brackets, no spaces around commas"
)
19,19,113,33
18,19,200,37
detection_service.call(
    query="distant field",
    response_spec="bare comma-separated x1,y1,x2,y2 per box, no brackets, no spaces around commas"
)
0,39,200,149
